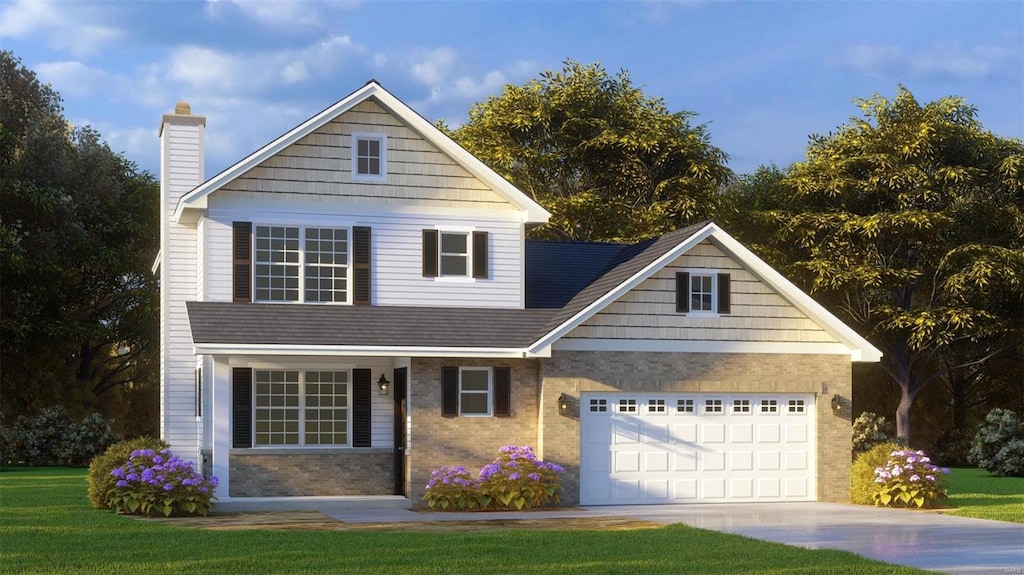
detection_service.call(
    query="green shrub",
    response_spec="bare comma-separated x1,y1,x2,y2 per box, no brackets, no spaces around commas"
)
872,448,949,508
422,466,483,510
851,412,897,457
850,441,904,505
108,448,218,516
2,406,121,466
88,436,169,510
969,408,1024,477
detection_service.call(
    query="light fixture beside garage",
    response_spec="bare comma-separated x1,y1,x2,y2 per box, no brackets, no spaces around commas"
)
557,393,570,415
831,394,842,413
378,373,390,395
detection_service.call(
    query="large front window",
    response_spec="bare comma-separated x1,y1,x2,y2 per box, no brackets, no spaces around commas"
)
254,370,350,446
254,225,349,303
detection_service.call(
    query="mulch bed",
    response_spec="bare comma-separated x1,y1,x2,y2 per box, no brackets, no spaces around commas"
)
136,511,662,532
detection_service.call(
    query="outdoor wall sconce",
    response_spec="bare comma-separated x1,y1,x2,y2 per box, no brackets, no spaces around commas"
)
557,393,570,416
378,373,390,395
831,394,842,413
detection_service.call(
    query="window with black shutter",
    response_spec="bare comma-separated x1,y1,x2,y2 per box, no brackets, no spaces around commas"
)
233,222,252,302
352,369,372,447
676,270,731,314
353,226,371,305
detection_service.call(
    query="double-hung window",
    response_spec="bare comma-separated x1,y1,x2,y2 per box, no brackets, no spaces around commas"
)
254,225,349,303
459,367,491,416
440,231,469,276
351,132,387,182
676,269,731,315
254,370,350,447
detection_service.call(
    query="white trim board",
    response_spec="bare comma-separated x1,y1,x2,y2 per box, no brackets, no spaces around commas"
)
552,338,862,356
193,343,552,359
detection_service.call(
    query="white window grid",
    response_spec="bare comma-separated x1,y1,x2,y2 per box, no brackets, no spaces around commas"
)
254,370,350,447
761,399,779,413
733,399,751,414
351,132,387,181
648,399,666,413
690,274,714,312
705,399,723,414
618,399,638,413
439,231,469,277
788,399,806,413
589,398,608,413
677,399,694,413
254,225,350,304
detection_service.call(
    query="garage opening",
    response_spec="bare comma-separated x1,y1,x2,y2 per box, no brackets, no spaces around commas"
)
579,393,816,505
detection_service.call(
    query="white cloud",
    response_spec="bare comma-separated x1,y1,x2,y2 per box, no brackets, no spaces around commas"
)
406,47,534,107
835,43,1020,81
0,0,123,56
204,0,360,29
164,35,361,96
35,61,110,97
411,48,459,87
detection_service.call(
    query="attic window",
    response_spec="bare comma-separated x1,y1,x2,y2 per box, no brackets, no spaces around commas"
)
676,270,731,315
351,132,387,182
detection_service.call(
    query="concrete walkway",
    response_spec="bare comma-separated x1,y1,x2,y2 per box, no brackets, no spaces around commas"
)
326,503,1024,575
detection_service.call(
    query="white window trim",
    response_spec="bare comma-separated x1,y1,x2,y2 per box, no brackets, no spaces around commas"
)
434,225,475,281
683,267,720,317
253,224,352,305
252,369,353,448
351,132,387,182
458,366,492,417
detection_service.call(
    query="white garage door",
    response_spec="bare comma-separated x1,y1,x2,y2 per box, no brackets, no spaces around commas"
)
580,393,816,505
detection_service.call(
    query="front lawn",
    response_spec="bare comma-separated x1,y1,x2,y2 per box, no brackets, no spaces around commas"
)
946,467,1024,523
0,467,926,575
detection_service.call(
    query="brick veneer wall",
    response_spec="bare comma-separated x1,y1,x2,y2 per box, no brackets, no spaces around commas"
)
407,358,541,506
229,448,393,497
538,351,853,505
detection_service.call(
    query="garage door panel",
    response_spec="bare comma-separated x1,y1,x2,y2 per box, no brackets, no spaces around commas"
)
580,393,815,505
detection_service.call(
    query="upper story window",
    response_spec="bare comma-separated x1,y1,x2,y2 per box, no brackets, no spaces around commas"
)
254,225,349,303
676,270,731,315
440,231,469,276
351,132,387,182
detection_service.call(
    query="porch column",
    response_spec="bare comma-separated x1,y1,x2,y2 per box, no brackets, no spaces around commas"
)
211,357,232,501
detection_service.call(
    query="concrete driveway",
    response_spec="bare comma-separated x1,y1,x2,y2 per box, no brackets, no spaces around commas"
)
328,502,1024,575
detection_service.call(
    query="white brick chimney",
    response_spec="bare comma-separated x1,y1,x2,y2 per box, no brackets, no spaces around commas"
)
159,103,205,463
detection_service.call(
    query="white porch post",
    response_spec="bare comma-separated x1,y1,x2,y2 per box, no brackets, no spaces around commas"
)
211,357,232,501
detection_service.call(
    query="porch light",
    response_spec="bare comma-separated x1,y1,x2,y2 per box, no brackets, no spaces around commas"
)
831,394,842,413
557,393,570,416
378,373,390,395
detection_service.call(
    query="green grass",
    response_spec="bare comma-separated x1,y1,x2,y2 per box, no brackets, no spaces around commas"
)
0,467,927,575
946,467,1024,523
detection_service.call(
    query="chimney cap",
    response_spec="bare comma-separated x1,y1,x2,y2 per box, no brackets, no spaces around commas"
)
174,101,191,115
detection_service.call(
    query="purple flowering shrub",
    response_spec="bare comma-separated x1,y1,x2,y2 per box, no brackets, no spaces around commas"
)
478,446,563,510
422,466,483,510
108,449,218,516
873,449,949,508
424,446,564,511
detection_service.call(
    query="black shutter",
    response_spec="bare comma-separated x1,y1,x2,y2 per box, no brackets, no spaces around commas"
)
718,273,731,314
675,272,689,313
233,222,252,302
353,369,372,447
472,231,488,279
353,226,371,305
422,229,438,277
195,367,202,418
494,367,511,417
441,366,458,417
232,368,252,448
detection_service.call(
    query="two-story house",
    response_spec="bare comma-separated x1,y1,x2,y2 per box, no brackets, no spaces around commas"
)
157,81,880,510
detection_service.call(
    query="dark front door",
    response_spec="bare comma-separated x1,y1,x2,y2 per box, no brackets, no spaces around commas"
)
393,367,408,496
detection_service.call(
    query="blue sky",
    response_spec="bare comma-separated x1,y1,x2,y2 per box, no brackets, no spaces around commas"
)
3,0,1021,179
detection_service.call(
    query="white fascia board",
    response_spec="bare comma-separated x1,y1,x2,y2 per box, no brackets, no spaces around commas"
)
173,82,551,225
552,338,860,358
706,226,882,363
529,223,719,353
192,343,534,359
151,248,162,275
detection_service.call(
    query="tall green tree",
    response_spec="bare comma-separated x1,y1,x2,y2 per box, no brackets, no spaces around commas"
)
0,51,159,435
778,87,1024,444
447,60,732,241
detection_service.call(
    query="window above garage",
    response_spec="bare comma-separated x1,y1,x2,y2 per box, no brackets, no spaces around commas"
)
676,269,731,316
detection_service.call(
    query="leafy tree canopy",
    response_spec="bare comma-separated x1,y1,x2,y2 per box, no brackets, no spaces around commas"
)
0,51,159,435
447,60,732,241
776,86,1024,443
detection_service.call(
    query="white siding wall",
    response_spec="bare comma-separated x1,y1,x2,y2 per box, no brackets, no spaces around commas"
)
204,195,524,307
566,241,839,343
